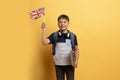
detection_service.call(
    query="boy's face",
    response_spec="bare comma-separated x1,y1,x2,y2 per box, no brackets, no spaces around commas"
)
58,18,69,31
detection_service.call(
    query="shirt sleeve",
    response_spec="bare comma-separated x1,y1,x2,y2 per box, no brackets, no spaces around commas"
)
48,33,54,44
74,34,78,45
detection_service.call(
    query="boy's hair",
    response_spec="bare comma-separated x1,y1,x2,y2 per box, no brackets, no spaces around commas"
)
57,14,69,22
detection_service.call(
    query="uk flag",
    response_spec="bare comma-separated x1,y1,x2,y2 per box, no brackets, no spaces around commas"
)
30,7,45,20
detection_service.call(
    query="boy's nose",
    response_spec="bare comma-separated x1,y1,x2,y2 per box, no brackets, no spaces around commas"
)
61,23,65,25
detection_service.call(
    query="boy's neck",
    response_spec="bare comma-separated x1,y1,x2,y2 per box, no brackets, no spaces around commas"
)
59,29,68,33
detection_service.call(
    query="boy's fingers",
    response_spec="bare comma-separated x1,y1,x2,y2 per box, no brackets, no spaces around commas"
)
73,64,77,68
41,22,46,26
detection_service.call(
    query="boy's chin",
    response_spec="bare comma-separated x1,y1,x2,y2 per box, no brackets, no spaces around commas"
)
60,28,67,31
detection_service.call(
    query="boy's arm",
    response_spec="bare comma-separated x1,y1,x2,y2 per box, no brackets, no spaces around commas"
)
41,22,50,45
74,45,79,68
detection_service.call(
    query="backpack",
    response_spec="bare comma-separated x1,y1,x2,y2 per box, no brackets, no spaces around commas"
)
52,31,76,55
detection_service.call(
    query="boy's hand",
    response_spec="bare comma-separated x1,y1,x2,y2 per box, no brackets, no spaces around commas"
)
73,61,78,68
41,22,46,31
73,52,78,68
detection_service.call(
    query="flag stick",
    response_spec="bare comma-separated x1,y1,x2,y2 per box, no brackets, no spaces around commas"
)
43,0,46,22
43,13,45,22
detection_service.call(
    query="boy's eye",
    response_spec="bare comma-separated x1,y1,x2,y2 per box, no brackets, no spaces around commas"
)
64,21,66,23
59,21,66,24
60,21,62,23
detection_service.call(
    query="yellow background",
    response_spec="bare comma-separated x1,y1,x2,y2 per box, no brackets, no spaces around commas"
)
0,0,120,80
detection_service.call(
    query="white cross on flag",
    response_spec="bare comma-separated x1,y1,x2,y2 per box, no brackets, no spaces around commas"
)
30,7,45,20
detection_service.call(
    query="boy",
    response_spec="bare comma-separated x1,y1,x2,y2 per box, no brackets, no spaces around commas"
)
41,14,79,80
